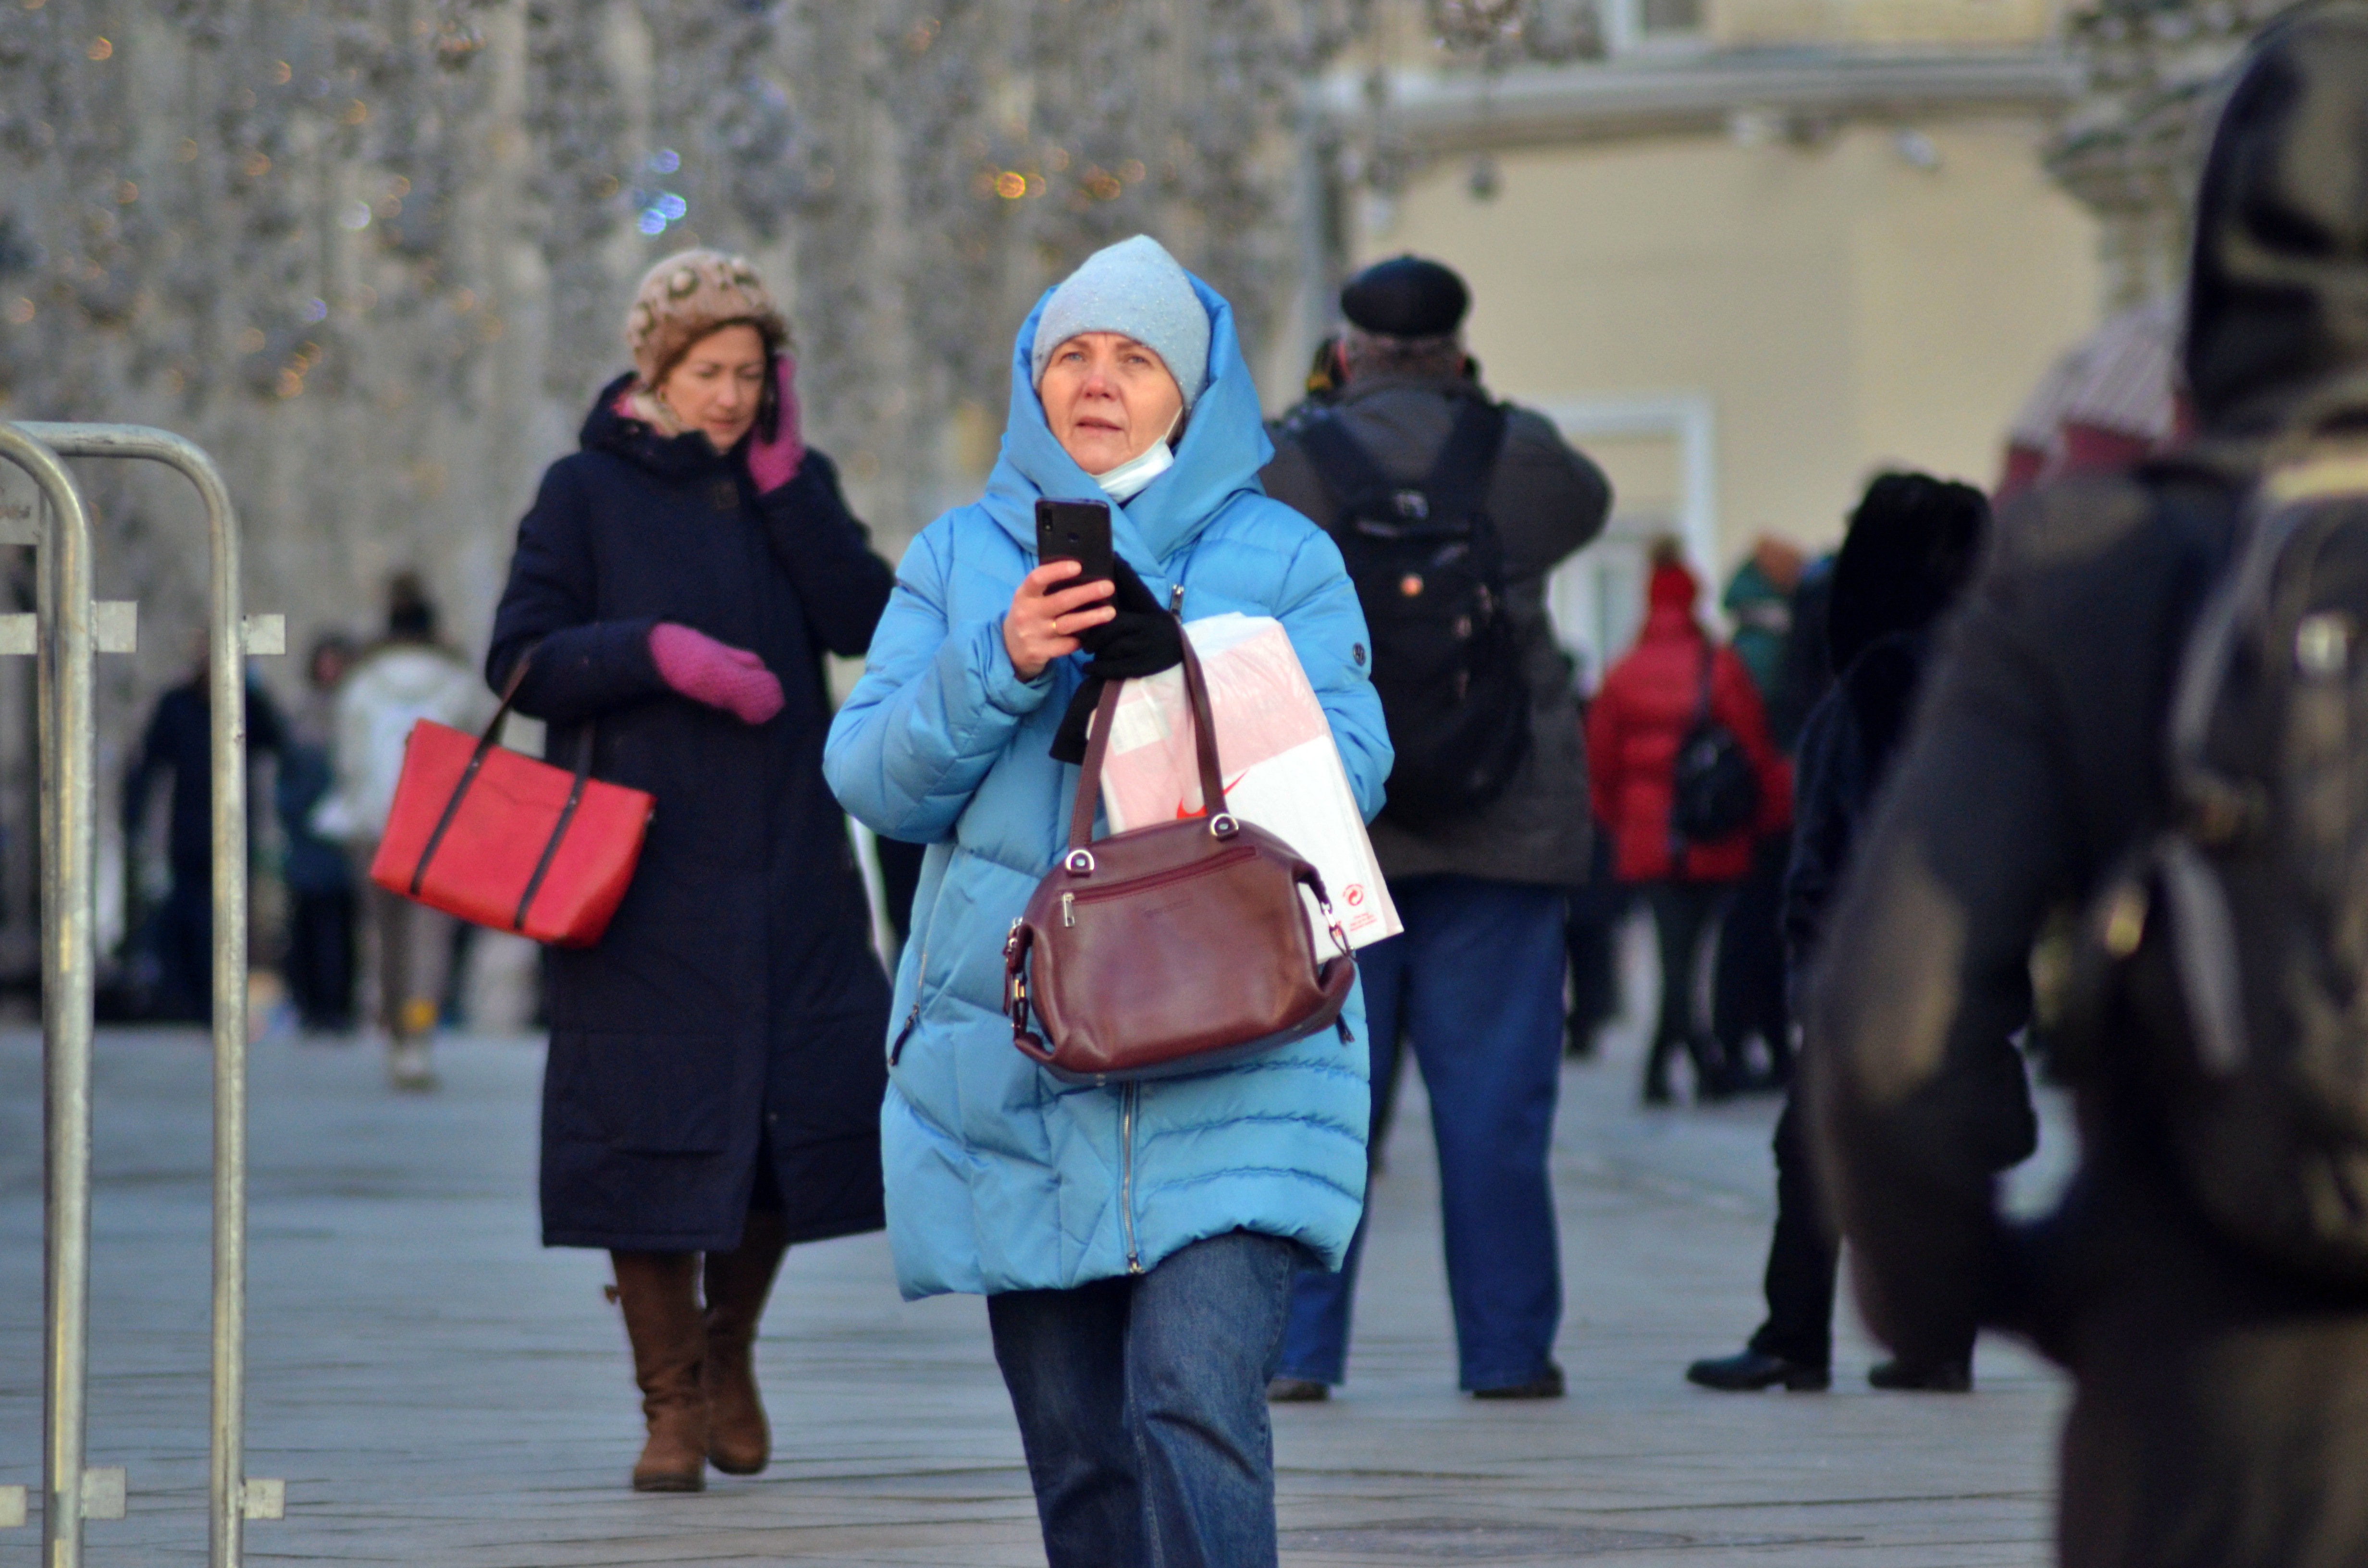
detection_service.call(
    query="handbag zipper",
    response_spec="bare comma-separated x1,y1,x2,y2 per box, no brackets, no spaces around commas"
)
1121,1082,1142,1274
1066,845,1255,908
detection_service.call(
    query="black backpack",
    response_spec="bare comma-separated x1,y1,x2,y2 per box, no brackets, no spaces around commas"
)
1297,397,1529,832
2070,444,2368,1285
1669,643,1760,853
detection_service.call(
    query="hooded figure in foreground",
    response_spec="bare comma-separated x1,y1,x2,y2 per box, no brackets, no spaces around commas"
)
826,236,1388,1568
1809,9,2368,1562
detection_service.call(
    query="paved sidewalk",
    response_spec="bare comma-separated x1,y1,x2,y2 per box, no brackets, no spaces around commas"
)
0,998,2072,1566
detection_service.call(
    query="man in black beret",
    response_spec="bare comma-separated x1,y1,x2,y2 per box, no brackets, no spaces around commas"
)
1260,254,1611,1402
1341,255,1471,340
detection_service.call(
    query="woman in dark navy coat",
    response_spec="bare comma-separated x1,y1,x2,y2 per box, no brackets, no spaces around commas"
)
486,250,893,1494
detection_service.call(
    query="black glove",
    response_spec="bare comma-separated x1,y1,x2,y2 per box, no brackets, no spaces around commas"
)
1050,558,1183,764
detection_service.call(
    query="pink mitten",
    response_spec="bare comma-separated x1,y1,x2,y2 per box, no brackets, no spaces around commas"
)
745,354,806,495
648,623,784,725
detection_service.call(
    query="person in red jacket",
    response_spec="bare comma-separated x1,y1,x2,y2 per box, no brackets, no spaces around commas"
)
1587,544,1791,1103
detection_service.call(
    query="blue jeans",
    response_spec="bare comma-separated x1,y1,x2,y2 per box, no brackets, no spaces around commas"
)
987,1229,1299,1568
1277,875,1566,1391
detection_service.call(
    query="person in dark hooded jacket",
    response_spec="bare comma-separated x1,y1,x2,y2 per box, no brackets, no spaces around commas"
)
1687,471,2033,1396
486,249,895,1495
1809,10,2368,1562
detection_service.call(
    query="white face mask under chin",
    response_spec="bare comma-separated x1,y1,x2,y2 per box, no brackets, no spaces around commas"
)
1091,411,1182,503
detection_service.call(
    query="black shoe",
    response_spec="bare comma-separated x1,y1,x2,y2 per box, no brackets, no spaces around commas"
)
1686,1349,1830,1392
1472,1361,1565,1400
1266,1376,1331,1403
1642,1079,1675,1107
1868,1358,1972,1392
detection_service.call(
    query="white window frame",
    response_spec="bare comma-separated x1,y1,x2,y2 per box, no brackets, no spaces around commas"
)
1534,392,1720,687
1603,0,1712,56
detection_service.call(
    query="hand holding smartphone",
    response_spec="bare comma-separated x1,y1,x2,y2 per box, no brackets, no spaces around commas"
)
1035,498,1114,588
1006,498,1118,681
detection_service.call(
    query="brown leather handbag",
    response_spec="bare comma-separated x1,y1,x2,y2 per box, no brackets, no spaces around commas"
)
1003,632,1358,1086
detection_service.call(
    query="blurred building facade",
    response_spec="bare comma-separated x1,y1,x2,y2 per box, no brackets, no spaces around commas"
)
1306,0,2108,672
0,0,2306,985
2046,0,2291,307
0,0,1352,982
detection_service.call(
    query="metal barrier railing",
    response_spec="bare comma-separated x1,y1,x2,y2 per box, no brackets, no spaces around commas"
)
0,422,285,1568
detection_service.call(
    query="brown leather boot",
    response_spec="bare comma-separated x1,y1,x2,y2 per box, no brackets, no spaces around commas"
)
610,1251,708,1492
701,1210,789,1476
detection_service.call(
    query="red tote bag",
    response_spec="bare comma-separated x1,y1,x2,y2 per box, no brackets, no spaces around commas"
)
369,667,653,948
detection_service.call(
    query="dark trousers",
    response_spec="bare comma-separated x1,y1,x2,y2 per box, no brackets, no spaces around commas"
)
1749,1043,2028,1370
1277,876,1566,1390
1564,833,1626,1050
1746,1093,1841,1367
284,886,356,1031
987,1230,1298,1568
1643,881,1731,1097
151,869,213,1023
1714,833,1792,1085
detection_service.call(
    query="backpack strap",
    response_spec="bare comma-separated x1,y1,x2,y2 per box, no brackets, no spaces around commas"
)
1420,394,1509,526
1294,410,1397,530
1294,394,1509,533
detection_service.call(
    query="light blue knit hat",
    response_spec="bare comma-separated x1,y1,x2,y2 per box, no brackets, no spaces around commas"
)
1030,235,1212,410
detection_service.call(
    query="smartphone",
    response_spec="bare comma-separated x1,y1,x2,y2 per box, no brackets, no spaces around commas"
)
1035,498,1115,588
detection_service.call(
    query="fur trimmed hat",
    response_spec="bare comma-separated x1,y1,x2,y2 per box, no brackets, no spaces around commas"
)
624,248,788,388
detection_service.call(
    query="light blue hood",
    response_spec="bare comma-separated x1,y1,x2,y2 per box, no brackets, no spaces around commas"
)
825,264,1392,1300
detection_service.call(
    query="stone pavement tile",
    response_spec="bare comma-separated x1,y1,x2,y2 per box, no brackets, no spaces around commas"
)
0,995,2072,1566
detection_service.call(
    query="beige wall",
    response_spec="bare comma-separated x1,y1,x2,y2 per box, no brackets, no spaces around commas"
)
1362,116,2102,560
1709,0,2058,48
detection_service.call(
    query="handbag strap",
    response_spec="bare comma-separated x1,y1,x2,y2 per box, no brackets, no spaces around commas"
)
409,652,602,928
1065,620,1227,853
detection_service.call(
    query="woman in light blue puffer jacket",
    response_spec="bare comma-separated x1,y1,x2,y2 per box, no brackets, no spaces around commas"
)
826,236,1388,1568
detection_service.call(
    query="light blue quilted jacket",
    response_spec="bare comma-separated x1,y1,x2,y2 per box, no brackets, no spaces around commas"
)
824,276,1392,1299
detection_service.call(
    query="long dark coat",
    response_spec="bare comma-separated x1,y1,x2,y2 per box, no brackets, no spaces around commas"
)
488,377,894,1253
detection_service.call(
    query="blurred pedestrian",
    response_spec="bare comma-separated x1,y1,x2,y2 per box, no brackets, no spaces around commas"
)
487,248,895,1494
1782,552,1837,740
315,574,481,1090
1588,542,1790,1104
1720,538,1806,739
1996,297,2189,505
871,833,926,947
277,633,358,1033
1267,331,1346,444
1260,253,1610,1402
1564,652,1627,1057
1688,472,2024,1395
121,641,287,1022
1811,13,2368,1561
827,234,1389,1568
1713,538,1808,1088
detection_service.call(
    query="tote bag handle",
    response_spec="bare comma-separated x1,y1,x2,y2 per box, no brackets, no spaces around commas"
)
407,651,602,932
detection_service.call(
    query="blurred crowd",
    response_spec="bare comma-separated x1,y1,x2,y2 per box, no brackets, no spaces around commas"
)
116,571,487,1089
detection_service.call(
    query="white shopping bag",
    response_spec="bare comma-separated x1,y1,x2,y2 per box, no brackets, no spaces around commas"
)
1098,614,1401,948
